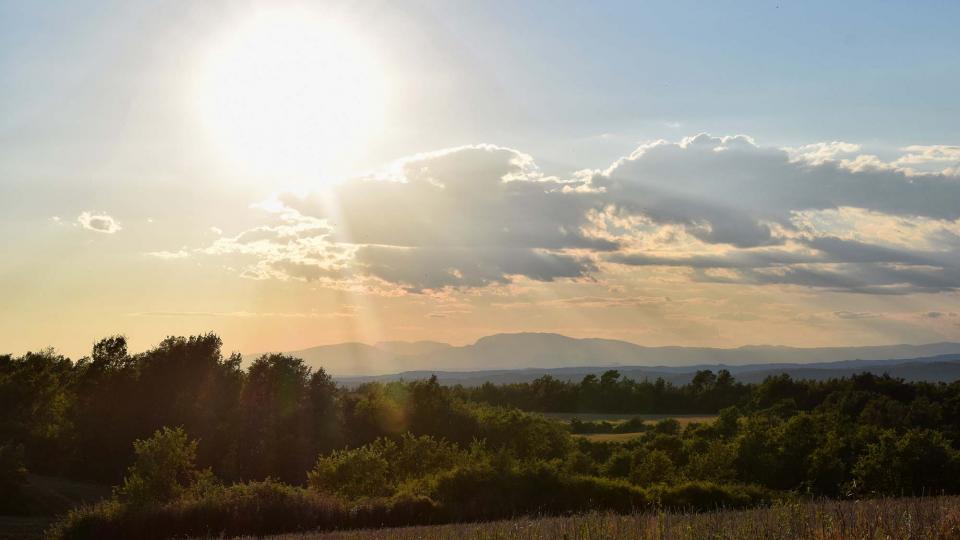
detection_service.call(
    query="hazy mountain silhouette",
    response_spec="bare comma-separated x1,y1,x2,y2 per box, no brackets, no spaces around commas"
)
248,332,960,378
373,340,452,356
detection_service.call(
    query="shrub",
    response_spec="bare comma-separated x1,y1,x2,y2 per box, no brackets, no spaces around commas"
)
474,407,572,460
652,481,771,510
853,428,960,495
428,461,648,521
310,441,394,499
630,449,676,485
114,426,206,507
309,434,465,500
684,440,737,483
49,479,439,540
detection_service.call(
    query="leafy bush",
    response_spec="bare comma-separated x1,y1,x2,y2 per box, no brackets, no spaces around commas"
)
428,460,648,521
474,406,573,460
309,434,465,500
49,479,438,540
630,449,676,485
853,428,960,495
114,426,208,507
652,481,771,510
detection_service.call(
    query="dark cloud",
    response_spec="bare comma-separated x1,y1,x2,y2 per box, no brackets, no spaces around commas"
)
596,134,960,248
355,246,595,292
275,145,610,290
281,145,614,251
694,264,960,295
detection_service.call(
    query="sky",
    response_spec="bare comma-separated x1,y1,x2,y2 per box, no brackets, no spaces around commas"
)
2,0,959,358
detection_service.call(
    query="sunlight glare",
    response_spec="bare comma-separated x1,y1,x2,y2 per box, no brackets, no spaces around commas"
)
197,8,386,185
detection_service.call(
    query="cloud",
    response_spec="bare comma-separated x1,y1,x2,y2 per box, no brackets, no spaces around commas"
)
355,245,595,292
894,145,960,172
146,250,189,260
596,135,960,293
833,311,880,320
127,309,354,319
172,135,960,295
786,141,862,165
593,134,960,247
269,145,610,290
280,145,614,251
494,295,670,310
78,211,121,234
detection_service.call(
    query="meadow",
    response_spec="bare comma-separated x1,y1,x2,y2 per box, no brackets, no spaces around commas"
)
573,432,649,443
540,413,719,425
252,496,960,540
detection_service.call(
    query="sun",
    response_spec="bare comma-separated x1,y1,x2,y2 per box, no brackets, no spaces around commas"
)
196,8,386,185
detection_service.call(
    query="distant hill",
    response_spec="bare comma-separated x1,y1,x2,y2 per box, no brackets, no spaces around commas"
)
246,332,960,379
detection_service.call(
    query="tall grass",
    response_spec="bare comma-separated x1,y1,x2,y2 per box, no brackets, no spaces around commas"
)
254,496,960,540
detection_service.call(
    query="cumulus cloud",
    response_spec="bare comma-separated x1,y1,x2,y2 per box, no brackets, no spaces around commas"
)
173,135,960,295
279,145,613,251
78,211,121,234
894,145,960,172
271,145,610,290
786,141,862,165
198,213,350,282
593,134,960,247
597,135,960,294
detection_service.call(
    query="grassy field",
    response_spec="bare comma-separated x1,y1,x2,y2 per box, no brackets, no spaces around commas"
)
242,496,960,540
540,413,718,426
572,432,648,442
540,413,718,442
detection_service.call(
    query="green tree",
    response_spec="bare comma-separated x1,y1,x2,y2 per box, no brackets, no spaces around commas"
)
115,427,205,507
853,428,960,495
630,449,675,485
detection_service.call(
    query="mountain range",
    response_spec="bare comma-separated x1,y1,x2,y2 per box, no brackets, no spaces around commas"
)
246,332,960,384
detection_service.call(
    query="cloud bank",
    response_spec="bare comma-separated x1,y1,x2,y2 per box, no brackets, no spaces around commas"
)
171,135,960,295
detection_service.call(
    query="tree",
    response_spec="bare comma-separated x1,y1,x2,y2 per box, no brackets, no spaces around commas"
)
853,428,960,495
309,440,393,499
238,354,314,482
630,450,675,485
115,427,205,507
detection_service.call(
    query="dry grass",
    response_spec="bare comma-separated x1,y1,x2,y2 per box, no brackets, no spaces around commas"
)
246,497,960,540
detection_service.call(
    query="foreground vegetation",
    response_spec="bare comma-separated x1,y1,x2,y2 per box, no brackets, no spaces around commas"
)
267,497,960,540
3,333,960,538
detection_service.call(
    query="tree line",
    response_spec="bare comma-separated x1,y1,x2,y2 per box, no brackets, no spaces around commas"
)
3,333,960,538
453,368,750,413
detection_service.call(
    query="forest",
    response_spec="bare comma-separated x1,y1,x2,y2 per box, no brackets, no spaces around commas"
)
3,333,960,539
